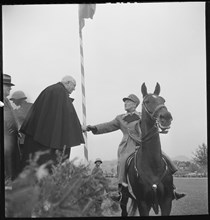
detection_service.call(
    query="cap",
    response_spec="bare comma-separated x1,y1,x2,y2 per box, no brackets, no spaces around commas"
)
123,94,140,107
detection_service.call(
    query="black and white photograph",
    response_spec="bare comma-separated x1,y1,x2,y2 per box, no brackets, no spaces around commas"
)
1,2,208,217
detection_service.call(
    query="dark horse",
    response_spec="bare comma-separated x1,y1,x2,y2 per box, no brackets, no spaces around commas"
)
121,82,174,216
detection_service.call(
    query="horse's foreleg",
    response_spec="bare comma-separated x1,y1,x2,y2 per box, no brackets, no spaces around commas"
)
137,200,150,216
159,198,172,216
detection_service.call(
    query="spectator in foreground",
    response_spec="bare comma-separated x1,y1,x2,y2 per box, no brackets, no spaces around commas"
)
20,75,84,172
3,74,21,181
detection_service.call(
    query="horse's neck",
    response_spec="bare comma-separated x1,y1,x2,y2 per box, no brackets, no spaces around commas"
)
140,111,162,164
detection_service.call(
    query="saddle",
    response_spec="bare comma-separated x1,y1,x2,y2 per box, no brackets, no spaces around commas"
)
125,151,172,178
124,151,169,200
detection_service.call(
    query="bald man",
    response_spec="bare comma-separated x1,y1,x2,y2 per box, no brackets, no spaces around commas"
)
20,75,84,171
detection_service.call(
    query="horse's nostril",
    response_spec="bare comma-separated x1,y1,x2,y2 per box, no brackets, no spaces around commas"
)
160,115,164,119
165,112,172,120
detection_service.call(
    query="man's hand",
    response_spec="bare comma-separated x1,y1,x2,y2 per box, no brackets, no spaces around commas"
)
81,125,87,132
0,101,4,107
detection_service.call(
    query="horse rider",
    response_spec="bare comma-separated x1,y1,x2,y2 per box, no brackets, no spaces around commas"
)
85,94,185,201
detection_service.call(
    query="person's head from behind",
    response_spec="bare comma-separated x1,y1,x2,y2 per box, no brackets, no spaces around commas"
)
3,74,15,98
10,90,27,107
123,94,140,113
61,75,76,94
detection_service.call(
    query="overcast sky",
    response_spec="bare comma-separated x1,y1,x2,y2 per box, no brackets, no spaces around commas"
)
2,2,207,163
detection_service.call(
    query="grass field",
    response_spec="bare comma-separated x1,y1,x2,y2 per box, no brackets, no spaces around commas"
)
169,177,208,216
103,177,208,216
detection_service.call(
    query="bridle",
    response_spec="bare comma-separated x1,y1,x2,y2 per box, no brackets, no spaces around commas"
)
142,95,166,121
142,94,168,137
128,95,169,147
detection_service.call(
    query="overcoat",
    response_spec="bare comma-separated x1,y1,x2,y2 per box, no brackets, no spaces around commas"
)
14,101,33,129
4,97,21,180
20,82,84,149
14,101,33,144
20,82,84,167
93,112,141,184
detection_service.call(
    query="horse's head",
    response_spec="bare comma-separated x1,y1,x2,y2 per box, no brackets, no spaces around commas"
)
141,82,173,132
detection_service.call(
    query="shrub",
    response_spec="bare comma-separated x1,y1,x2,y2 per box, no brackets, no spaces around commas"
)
5,152,119,217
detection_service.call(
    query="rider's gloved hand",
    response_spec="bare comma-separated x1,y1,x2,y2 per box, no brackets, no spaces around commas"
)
86,125,97,134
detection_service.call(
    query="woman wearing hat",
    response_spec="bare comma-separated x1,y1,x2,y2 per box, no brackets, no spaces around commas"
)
10,91,33,130
10,91,33,163
3,74,21,182
85,94,185,202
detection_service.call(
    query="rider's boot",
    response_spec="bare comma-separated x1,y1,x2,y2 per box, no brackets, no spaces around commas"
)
110,182,134,202
110,183,122,202
173,184,186,200
162,154,186,200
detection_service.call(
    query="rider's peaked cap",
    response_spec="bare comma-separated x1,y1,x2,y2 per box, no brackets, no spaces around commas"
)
123,94,140,107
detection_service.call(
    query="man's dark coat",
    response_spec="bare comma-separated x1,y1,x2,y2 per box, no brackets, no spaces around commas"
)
4,97,21,180
20,82,84,150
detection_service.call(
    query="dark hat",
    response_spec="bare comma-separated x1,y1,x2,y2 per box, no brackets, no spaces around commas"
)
95,158,102,164
123,94,140,107
3,74,15,86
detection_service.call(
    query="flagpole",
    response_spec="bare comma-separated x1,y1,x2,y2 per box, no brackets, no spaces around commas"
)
79,24,88,162
78,4,96,163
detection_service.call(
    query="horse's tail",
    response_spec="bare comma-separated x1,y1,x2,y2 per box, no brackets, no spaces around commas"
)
152,184,159,214
128,198,138,216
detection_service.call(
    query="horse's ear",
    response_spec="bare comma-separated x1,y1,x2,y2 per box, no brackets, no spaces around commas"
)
154,82,160,95
141,82,147,97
